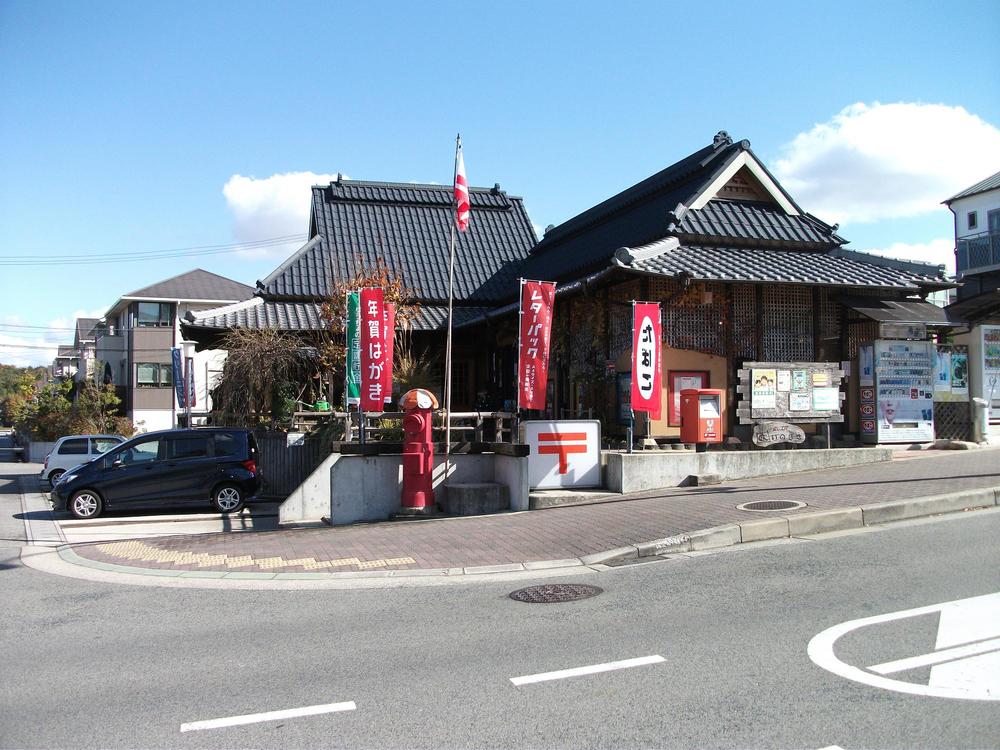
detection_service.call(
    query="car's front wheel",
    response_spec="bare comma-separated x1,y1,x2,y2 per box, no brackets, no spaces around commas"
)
69,490,103,519
48,469,64,485
212,484,245,514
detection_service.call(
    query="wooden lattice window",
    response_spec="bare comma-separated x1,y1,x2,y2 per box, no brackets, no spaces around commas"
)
731,284,756,360
762,286,814,361
664,282,726,355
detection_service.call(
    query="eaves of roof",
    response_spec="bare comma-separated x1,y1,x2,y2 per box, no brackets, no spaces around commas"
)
944,170,1000,204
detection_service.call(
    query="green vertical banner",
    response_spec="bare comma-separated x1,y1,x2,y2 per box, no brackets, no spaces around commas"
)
345,292,361,405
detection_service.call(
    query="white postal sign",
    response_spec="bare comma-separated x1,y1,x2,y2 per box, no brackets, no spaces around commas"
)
525,420,601,489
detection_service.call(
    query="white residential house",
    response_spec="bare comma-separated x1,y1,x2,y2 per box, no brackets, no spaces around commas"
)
944,170,1000,440
94,269,254,432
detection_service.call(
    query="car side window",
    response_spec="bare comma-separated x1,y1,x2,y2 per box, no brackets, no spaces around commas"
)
120,438,161,465
91,438,121,454
58,438,89,455
166,436,210,460
214,433,241,457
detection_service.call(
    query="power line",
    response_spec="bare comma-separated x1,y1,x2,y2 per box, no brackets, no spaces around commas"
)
0,234,306,266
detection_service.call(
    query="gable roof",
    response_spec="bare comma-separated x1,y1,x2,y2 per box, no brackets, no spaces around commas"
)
944,169,1000,204
523,132,842,282
74,318,100,345
259,179,537,304
122,268,255,302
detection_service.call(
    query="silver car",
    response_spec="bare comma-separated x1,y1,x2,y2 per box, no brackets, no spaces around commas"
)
42,434,125,485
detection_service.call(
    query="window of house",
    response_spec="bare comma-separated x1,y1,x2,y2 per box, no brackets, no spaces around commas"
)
136,302,173,327
989,209,1000,234
136,363,173,387
968,211,978,230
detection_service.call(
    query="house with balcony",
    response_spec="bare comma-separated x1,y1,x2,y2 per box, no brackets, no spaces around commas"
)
945,170,1000,439
95,269,254,432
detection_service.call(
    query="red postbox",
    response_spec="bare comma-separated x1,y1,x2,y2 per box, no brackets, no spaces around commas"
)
399,388,439,510
679,388,725,444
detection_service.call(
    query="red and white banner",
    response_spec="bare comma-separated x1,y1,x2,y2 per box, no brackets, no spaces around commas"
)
517,280,556,410
631,302,662,420
359,288,388,411
381,302,396,404
454,139,470,232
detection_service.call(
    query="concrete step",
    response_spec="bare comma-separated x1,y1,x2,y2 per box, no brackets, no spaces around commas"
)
529,488,623,510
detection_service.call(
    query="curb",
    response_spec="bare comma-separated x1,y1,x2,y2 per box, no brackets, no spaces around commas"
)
20,486,1000,589
611,486,1000,563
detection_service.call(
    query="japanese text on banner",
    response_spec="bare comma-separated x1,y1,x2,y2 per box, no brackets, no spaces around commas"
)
517,281,556,410
631,302,662,420
359,288,387,411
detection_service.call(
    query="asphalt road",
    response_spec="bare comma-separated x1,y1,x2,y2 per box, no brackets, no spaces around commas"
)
1,468,999,749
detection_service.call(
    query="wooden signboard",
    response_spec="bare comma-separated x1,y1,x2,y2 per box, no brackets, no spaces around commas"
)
737,361,845,425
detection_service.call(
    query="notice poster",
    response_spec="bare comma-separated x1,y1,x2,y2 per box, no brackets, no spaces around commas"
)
517,280,556,410
858,345,874,387
934,349,952,393
359,288,387,411
874,339,934,443
951,351,969,394
776,370,791,392
789,392,810,411
812,372,830,387
792,370,808,391
752,369,777,408
345,292,361,405
631,302,662,420
984,326,1000,420
668,371,708,426
812,387,839,411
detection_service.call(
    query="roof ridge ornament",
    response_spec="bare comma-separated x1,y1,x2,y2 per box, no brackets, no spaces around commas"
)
713,131,733,148
614,237,680,265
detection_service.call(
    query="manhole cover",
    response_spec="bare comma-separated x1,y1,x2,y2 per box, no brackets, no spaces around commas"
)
736,500,806,512
509,583,603,603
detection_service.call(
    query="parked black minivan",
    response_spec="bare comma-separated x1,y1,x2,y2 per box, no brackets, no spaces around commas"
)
51,428,262,519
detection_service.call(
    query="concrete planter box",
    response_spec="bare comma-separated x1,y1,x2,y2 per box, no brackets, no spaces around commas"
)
604,447,893,494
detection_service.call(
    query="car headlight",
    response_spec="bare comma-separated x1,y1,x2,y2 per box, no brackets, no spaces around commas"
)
60,473,78,485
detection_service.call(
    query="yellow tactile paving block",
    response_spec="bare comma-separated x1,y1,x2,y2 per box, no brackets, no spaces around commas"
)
93,540,415,572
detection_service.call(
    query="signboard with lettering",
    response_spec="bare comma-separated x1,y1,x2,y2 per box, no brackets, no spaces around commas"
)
524,420,601,489
631,302,662,420
752,421,806,447
359,288,388,411
517,280,556,410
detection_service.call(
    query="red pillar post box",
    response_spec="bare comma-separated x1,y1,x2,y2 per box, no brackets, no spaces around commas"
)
679,388,725,445
399,388,439,510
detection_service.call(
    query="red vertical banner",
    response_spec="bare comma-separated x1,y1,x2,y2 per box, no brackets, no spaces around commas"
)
631,302,662,420
381,302,396,404
517,280,556,410
359,288,387,411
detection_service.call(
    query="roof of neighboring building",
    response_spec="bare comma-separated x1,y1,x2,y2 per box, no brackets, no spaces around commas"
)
74,318,100,345
55,345,77,359
839,295,957,326
612,238,951,290
259,179,537,304
121,268,255,302
944,170,1000,204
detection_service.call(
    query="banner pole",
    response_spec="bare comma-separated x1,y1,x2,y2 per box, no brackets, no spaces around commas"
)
444,134,460,487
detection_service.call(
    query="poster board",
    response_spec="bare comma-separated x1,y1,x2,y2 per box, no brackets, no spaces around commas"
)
667,370,709,426
933,345,969,403
871,339,934,443
737,361,844,424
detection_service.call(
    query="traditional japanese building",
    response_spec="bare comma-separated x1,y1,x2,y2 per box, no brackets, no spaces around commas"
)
185,132,956,441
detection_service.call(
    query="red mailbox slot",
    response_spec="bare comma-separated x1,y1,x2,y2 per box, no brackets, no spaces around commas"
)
679,388,725,444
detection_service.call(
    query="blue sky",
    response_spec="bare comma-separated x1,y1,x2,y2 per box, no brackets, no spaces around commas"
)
2,0,999,365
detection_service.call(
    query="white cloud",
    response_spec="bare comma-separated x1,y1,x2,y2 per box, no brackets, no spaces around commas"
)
862,237,955,275
222,171,342,259
0,308,107,368
774,102,1000,225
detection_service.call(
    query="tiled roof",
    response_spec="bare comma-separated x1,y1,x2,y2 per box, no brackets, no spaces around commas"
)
185,298,325,331
945,169,1000,203
183,297,493,333
674,200,840,247
122,269,255,302
260,180,537,304
56,345,77,358
614,239,949,290
839,296,953,325
75,317,100,343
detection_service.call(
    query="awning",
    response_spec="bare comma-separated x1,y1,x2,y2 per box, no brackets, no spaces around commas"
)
840,296,962,326
945,289,1000,324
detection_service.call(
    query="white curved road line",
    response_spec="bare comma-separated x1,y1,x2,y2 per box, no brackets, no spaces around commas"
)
808,592,1000,701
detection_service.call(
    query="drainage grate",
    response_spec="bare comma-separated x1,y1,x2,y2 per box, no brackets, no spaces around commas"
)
736,500,805,512
509,583,603,603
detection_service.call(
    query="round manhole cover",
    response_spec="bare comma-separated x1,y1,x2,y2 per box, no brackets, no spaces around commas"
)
509,583,603,603
736,500,806,512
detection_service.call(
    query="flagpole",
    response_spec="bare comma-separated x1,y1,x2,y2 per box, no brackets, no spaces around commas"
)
444,133,460,489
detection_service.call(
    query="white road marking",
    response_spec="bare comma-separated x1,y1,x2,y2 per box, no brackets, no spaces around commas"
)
869,637,1000,675
180,701,356,732
808,591,1000,701
510,655,665,686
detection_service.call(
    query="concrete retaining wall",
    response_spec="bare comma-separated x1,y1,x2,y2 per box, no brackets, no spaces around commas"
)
279,452,530,525
605,447,894,494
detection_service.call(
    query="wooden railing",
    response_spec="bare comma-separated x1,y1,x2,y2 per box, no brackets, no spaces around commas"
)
288,409,517,443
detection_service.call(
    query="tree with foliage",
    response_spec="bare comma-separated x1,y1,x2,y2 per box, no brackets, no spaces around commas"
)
11,380,132,439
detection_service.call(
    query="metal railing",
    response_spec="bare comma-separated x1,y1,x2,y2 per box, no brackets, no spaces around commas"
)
956,230,1000,274
288,410,517,443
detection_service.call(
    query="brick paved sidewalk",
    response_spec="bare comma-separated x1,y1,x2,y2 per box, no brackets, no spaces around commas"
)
70,450,1000,575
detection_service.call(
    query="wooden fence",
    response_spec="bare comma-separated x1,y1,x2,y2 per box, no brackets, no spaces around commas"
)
254,431,332,499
